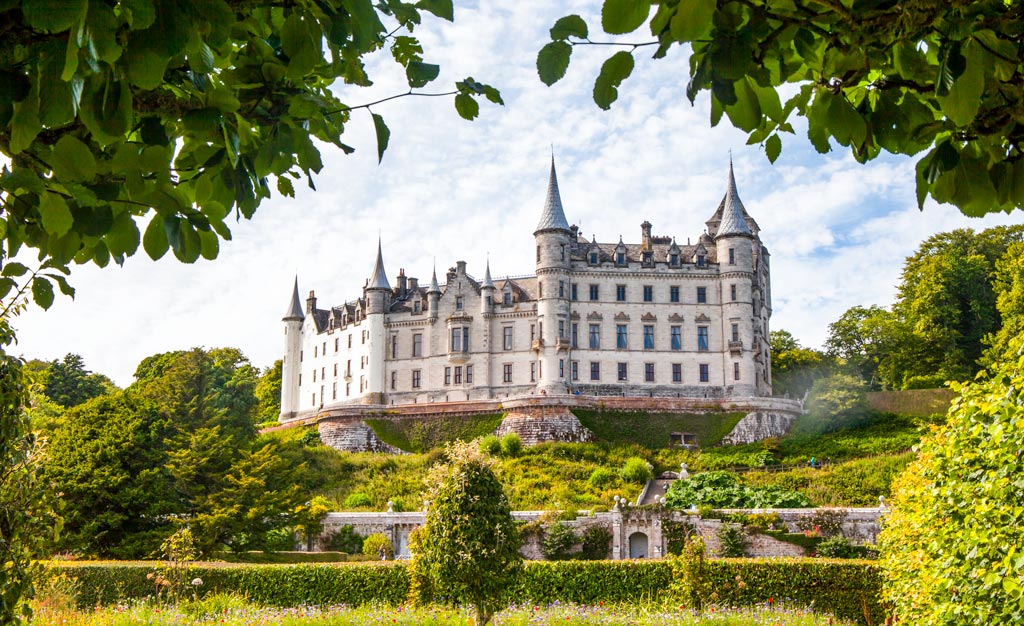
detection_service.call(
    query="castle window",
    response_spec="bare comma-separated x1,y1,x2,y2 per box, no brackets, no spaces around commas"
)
734,362,741,380
299,373,302,386
444,367,451,385
589,284,599,301
697,286,707,303
616,324,628,349
503,363,513,383
589,252,598,265
643,325,654,349
412,370,421,388
413,300,422,313
698,326,709,351
412,333,423,357
617,362,628,381
348,335,352,348
321,367,325,380
503,326,514,350
312,392,316,406
333,381,338,399
671,326,682,350
333,363,338,376
390,371,397,390
730,284,737,301
320,385,324,404
697,254,705,267
643,285,653,302
559,320,565,339
642,252,652,266
731,323,740,343
699,364,709,382
391,334,398,358
589,324,600,349
571,283,578,301
300,350,303,362
530,324,536,342
346,382,351,395
538,282,543,298
616,252,626,266
645,363,655,382
672,363,682,382
590,362,600,381
314,346,318,358
729,248,735,265
559,281,564,298
346,360,351,377
466,365,473,384
616,284,626,302
571,323,578,348
456,296,464,310
322,341,326,355
537,245,541,262
313,369,317,382
335,338,339,352
670,253,679,267
670,285,680,303
560,244,565,261
450,327,470,352
454,366,462,384
503,290,512,306
530,362,537,382
559,359,564,379
571,360,579,381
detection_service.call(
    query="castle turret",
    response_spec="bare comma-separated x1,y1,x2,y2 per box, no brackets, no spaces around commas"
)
364,240,391,402
280,277,304,420
534,157,572,394
714,159,757,396
427,264,441,320
480,258,495,314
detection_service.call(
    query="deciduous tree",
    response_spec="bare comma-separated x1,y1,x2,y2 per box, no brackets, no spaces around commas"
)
539,1,1024,217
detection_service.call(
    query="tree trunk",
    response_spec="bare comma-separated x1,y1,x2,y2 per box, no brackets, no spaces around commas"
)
475,605,491,626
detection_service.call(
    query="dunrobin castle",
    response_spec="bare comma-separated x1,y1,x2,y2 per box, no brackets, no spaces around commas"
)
279,159,776,423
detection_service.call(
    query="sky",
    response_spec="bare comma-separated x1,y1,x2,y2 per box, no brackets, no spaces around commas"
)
12,1,1024,387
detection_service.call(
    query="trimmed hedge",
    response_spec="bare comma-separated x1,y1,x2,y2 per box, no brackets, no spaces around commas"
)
43,558,882,624
364,414,504,453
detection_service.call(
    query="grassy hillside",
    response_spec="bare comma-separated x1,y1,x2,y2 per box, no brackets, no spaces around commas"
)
572,409,746,448
363,413,504,453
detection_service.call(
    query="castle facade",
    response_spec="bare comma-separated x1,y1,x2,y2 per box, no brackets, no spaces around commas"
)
280,160,773,421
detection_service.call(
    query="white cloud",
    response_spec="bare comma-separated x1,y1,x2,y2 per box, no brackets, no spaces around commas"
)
11,0,1023,384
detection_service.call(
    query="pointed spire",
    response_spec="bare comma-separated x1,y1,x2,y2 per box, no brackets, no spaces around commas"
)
716,157,753,238
482,257,494,289
535,156,570,233
367,238,391,290
428,262,441,294
283,276,304,321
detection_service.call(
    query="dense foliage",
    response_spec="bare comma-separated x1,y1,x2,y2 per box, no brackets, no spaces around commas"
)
770,330,834,398
0,0,499,311
540,0,1024,217
39,353,114,408
881,339,1024,624
409,443,522,625
662,471,812,509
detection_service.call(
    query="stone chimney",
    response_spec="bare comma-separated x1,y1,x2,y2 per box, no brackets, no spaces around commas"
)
641,221,653,251
305,290,316,314
397,268,407,298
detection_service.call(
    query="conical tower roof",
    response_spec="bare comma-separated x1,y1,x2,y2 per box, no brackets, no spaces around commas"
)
715,159,753,238
482,258,494,289
535,157,570,233
283,276,304,320
367,239,391,290
428,264,441,294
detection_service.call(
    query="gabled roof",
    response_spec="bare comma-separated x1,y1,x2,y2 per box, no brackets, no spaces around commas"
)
283,277,304,321
535,157,570,233
367,239,391,290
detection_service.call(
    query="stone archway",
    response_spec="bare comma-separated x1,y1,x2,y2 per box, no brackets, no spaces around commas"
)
628,531,649,559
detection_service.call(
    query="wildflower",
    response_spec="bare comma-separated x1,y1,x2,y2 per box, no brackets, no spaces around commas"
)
191,578,204,586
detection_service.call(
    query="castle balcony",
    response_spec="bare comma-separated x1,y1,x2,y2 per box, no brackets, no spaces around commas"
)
555,338,571,351
448,351,471,364
728,340,743,355
531,339,544,352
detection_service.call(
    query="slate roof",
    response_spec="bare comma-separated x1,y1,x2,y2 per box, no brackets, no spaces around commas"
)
535,157,570,232
367,240,391,290
283,277,304,320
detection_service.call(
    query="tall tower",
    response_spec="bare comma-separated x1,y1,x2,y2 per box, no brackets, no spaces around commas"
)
714,159,757,396
364,239,391,404
534,157,572,394
280,277,304,420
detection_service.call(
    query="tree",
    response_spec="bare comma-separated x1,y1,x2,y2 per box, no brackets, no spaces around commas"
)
539,1,1024,217
409,442,522,626
825,305,910,389
985,241,1024,365
0,0,500,311
42,353,114,408
798,371,868,434
769,329,833,398
880,337,1024,624
0,310,60,625
254,360,282,424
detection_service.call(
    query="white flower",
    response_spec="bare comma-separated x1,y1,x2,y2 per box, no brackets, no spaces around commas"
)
191,578,204,587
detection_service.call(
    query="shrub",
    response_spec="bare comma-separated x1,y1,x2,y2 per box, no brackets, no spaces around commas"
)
663,471,812,509
816,536,859,559
299,429,322,447
587,467,616,488
901,374,947,390
619,457,653,484
323,525,363,554
796,509,846,538
343,493,372,508
717,525,747,558
361,533,393,560
499,433,522,457
479,435,501,456
580,526,612,560
541,522,578,561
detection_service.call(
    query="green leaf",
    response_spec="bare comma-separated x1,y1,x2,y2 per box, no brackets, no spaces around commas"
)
1,262,29,277
50,136,96,182
670,0,716,42
550,15,588,41
31,276,55,309
39,192,74,237
277,176,295,198
371,112,391,162
593,51,635,110
21,0,86,32
10,80,41,153
143,215,169,260
537,41,572,86
105,211,141,256
198,228,219,260
724,77,762,133
406,61,440,88
765,134,782,163
601,0,650,35
453,93,478,121
937,41,985,127
416,0,453,21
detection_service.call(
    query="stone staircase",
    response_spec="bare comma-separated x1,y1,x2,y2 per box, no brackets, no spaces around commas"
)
636,478,676,506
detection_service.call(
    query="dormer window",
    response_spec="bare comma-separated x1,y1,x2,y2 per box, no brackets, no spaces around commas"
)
589,252,599,265
616,252,625,266
503,291,512,306
456,296,464,310
697,254,705,267
670,253,679,267
642,252,652,266
413,300,422,314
